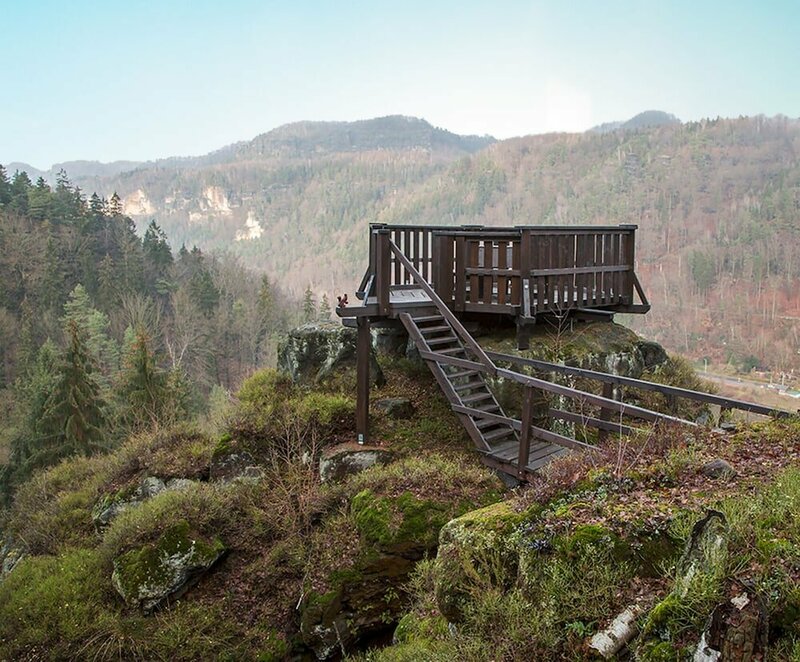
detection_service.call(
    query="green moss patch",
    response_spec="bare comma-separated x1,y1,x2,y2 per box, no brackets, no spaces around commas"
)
112,520,225,613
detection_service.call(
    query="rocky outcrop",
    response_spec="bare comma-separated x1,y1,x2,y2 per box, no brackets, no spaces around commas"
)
434,501,525,622
374,397,414,419
93,476,198,530
112,520,225,614
319,445,393,483
278,322,384,385
0,539,25,577
209,450,265,483
300,488,470,658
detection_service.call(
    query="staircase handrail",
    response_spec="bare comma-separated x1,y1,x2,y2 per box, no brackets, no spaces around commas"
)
388,239,497,376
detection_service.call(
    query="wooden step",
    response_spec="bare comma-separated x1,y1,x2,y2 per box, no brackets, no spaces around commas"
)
476,418,504,430
420,325,451,335
453,379,486,392
438,347,467,356
446,369,480,380
471,401,502,413
461,391,493,405
483,427,516,443
527,448,569,471
426,336,459,347
412,315,445,324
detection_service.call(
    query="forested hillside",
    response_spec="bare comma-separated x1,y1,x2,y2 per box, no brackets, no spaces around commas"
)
60,114,798,375
0,169,298,502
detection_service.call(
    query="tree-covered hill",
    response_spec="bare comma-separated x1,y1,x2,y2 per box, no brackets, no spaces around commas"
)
8,113,800,373
0,169,302,503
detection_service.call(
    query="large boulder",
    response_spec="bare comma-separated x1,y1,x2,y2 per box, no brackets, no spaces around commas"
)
300,487,485,658
434,501,525,622
278,322,384,385
93,476,197,530
319,445,393,483
112,520,225,614
374,397,414,419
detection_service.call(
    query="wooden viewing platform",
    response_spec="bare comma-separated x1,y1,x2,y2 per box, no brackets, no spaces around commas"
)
338,223,794,480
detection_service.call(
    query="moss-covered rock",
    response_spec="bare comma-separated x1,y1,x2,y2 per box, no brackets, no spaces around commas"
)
300,491,461,658
434,500,526,622
319,446,393,483
277,322,385,385
351,489,453,550
299,457,503,658
92,476,198,530
111,520,225,614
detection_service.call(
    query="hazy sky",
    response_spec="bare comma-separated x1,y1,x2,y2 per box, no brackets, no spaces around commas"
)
2,0,799,169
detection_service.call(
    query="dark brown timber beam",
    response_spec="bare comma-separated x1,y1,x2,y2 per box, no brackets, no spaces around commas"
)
485,351,793,419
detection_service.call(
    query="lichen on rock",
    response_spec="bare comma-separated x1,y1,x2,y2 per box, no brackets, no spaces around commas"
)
111,519,225,614
277,322,384,385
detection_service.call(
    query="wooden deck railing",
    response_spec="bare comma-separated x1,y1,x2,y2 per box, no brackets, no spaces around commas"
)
366,223,647,317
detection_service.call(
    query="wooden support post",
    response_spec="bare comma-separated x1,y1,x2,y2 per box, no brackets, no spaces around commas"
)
356,317,370,444
517,385,534,477
516,318,530,351
375,231,390,315
598,381,614,443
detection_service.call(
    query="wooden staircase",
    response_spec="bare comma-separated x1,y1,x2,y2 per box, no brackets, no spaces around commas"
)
400,312,569,473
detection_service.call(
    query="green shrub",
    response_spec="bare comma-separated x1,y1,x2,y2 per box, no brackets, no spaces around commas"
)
0,549,114,659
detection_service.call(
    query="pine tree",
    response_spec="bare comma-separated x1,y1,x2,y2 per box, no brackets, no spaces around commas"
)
0,164,11,206
116,327,168,430
9,171,31,216
61,284,119,387
0,340,60,503
319,293,332,321
143,220,174,295
108,192,122,216
303,285,316,322
96,254,118,311
38,321,106,460
188,268,219,316
28,177,51,221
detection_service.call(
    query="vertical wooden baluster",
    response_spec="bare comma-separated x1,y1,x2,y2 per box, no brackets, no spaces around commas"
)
603,232,614,305
510,238,521,306
455,234,466,311
559,234,570,310
392,228,401,286
598,381,614,443
422,229,429,283
592,233,600,306
404,228,412,284
536,233,547,314
484,241,495,304
469,240,480,304
497,240,507,305
614,232,622,303
575,233,586,306
376,230,390,315
548,235,558,312
624,226,636,305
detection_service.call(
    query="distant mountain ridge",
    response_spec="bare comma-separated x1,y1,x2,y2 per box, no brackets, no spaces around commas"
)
236,115,495,158
589,110,681,134
6,115,494,183
5,160,145,182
